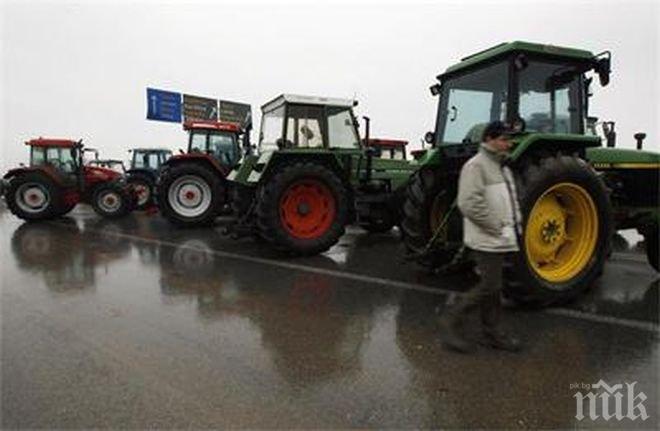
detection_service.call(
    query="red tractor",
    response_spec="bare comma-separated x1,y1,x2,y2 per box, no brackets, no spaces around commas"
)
3,138,137,221
157,120,246,226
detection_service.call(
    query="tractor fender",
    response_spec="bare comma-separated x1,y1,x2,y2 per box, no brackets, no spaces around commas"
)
255,152,349,187
162,154,229,178
3,166,65,186
509,134,601,161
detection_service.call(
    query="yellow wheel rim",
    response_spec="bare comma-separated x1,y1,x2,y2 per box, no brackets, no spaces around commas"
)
524,182,598,283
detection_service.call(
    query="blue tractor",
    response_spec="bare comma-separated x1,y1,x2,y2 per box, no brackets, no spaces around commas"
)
126,148,172,209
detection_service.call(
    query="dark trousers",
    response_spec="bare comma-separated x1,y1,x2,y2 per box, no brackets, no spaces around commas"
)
449,249,513,332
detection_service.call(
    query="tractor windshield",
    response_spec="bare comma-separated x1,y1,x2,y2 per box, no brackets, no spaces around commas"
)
518,61,582,134
436,61,509,145
133,151,162,170
260,106,285,151
208,132,239,166
32,146,77,173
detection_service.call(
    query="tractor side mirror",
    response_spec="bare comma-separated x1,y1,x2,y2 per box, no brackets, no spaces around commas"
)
424,131,435,144
602,121,616,148
429,84,441,96
514,54,529,71
596,57,611,87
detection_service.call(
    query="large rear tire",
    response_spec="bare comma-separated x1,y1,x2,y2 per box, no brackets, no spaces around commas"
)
92,183,132,219
400,168,462,267
505,154,612,306
643,223,659,272
127,173,155,210
256,162,348,255
5,173,64,221
158,163,225,227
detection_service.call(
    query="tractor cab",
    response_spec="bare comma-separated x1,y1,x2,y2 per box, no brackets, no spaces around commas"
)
129,148,172,172
366,139,408,160
184,120,243,168
259,94,360,152
424,41,611,156
28,138,82,176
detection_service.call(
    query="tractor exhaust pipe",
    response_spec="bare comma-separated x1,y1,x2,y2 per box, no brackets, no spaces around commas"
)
362,116,374,183
603,121,616,148
634,133,646,150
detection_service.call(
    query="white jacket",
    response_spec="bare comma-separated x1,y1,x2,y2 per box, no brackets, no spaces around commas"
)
457,144,522,253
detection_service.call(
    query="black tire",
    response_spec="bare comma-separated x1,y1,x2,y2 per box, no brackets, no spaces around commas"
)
53,200,77,217
504,154,612,306
158,163,225,227
643,223,659,272
256,162,348,255
5,172,64,221
400,168,462,267
127,173,155,210
91,183,132,219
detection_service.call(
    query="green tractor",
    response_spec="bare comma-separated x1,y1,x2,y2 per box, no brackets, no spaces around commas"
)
586,128,659,271
402,41,622,306
227,94,415,255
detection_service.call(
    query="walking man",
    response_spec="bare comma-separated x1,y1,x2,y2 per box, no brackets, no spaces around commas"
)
440,120,522,353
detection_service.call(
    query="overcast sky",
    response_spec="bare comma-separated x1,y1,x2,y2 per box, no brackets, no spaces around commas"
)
1,0,658,172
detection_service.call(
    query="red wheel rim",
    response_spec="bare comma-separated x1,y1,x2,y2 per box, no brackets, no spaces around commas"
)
279,179,336,240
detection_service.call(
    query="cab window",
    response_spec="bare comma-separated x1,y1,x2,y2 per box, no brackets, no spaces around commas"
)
518,61,581,134
190,132,207,153
285,105,325,148
327,107,359,149
438,62,508,144
260,106,285,151
31,147,46,166
209,132,238,166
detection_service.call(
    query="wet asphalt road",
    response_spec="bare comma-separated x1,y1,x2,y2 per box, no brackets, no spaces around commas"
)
1,203,658,429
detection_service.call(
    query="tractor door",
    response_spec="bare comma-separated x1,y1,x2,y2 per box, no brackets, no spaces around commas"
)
208,131,240,167
325,106,362,179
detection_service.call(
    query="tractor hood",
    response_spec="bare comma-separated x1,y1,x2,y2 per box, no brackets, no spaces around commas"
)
84,165,122,181
586,147,660,167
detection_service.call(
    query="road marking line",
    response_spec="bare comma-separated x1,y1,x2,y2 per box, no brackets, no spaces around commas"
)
58,221,659,334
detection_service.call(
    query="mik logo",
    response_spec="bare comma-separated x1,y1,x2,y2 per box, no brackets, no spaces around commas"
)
574,380,649,421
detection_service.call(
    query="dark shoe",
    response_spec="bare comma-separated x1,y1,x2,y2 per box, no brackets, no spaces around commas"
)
439,316,475,353
481,330,522,352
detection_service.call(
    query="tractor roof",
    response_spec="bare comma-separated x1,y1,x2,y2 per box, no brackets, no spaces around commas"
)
262,94,356,112
366,138,408,148
183,120,242,133
90,159,124,164
130,147,172,153
26,138,79,148
441,41,596,78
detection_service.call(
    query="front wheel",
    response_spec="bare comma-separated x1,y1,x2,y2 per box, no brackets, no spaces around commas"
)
505,154,612,306
400,168,462,267
643,223,658,272
158,163,224,227
92,183,132,219
128,173,155,210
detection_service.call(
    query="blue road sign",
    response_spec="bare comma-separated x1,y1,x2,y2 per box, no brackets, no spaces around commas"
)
146,88,182,123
